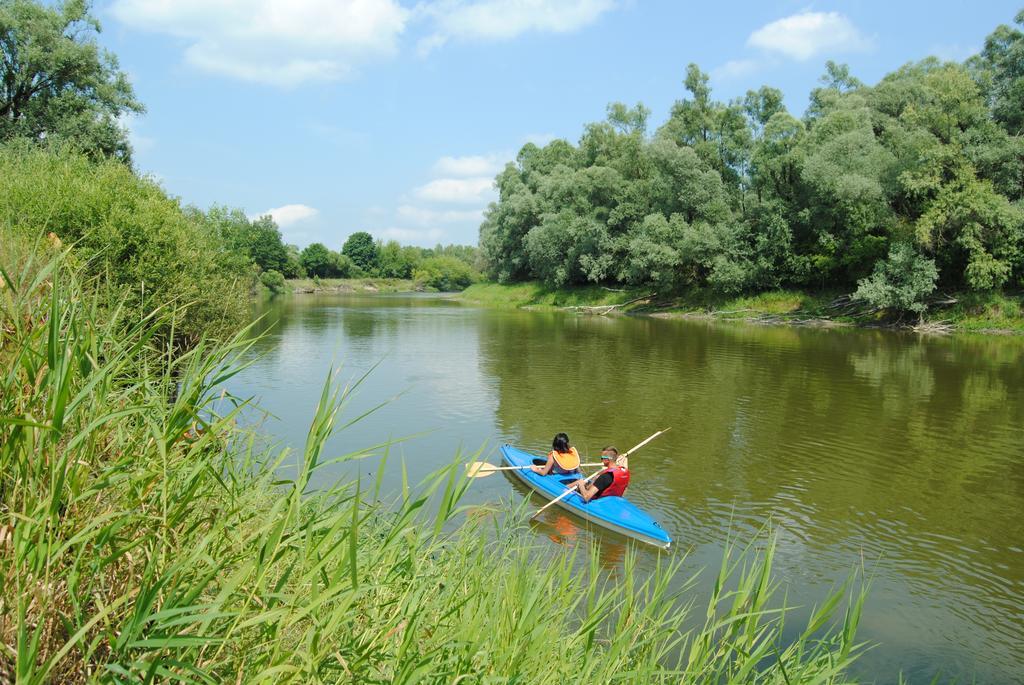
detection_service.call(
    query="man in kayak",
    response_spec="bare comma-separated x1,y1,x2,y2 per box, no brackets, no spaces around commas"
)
573,446,630,502
531,432,582,476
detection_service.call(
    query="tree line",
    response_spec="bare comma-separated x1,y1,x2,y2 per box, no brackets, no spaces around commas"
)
480,11,1024,313
195,207,480,292
1,0,479,348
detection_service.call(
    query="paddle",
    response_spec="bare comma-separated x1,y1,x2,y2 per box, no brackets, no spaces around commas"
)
529,428,670,520
466,461,605,478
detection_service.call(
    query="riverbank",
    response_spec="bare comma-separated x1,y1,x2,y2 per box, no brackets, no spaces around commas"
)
286,276,419,294
460,282,1024,335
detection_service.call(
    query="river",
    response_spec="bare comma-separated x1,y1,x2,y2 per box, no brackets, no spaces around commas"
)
226,293,1024,684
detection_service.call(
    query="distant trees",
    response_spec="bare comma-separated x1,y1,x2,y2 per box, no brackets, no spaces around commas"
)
342,232,379,272
246,217,289,274
413,256,478,291
193,207,290,275
296,237,479,288
479,10,1024,313
300,243,334,278
377,241,421,278
0,0,144,163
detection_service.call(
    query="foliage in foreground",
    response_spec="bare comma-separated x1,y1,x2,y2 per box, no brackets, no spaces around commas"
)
0,254,867,683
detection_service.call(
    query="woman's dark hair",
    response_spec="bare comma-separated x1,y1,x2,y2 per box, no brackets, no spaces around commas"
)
552,432,571,453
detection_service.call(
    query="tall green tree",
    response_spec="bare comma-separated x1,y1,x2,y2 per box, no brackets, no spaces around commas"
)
657,64,751,193
246,216,288,273
300,243,333,278
283,244,304,278
342,231,379,272
970,10,1024,135
377,240,421,278
190,206,288,274
0,0,143,162
871,59,1024,289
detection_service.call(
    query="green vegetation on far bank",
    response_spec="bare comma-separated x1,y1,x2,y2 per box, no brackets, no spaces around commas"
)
286,276,420,294
461,281,652,309
461,281,1024,333
479,10,1024,319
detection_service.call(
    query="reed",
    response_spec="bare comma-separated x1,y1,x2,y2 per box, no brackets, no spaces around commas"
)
0,249,868,683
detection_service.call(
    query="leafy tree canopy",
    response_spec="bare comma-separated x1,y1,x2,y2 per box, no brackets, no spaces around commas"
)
0,0,143,162
479,11,1024,297
300,243,333,278
342,231,379,272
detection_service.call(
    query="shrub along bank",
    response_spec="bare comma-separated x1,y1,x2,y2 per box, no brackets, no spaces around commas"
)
0,144,252,347
0,251,869,683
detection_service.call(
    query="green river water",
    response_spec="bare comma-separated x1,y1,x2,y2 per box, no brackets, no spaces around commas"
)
229,293,1024,683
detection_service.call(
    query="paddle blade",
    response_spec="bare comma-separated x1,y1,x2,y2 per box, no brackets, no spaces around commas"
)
465,461,496,478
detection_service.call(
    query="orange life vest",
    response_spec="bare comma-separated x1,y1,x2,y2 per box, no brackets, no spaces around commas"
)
548,446,580,473
596,465,630,498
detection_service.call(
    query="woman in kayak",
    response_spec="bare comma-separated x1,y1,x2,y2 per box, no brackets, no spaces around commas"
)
531,432,581,476
573,446,630,502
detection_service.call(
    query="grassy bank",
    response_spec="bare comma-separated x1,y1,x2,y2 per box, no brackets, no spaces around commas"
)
460,282,654,309
461,282,1024,334
1,253,868,683
286,277,419,294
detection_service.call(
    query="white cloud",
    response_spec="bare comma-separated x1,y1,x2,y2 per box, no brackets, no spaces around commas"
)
424,0,616,43
712,58,762,82
184,46,350,86
252,204,319,227
747,11,871,61
413,177,495,204
432,155,504,177
397,205,484,225
110,0,408,86
416,33,449,58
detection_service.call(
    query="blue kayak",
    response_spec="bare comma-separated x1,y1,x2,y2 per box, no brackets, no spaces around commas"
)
500,444,672,549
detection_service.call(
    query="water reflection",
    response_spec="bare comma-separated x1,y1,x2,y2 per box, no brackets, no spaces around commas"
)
230,295,1024,684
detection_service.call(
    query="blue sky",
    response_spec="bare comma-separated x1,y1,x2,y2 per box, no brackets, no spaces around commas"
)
99,0,1023,249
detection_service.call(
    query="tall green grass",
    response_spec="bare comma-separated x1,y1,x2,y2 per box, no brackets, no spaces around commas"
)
1,250,868,683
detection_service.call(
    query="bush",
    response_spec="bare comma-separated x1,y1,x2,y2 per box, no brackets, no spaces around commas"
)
414,256,479,291
300,243,333,277
342,231,379,272
854,243,939,314
0,144,250,345
329,251,357,278
260,269,286,295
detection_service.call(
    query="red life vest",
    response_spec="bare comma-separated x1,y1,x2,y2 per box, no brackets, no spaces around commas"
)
597,466,630,498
